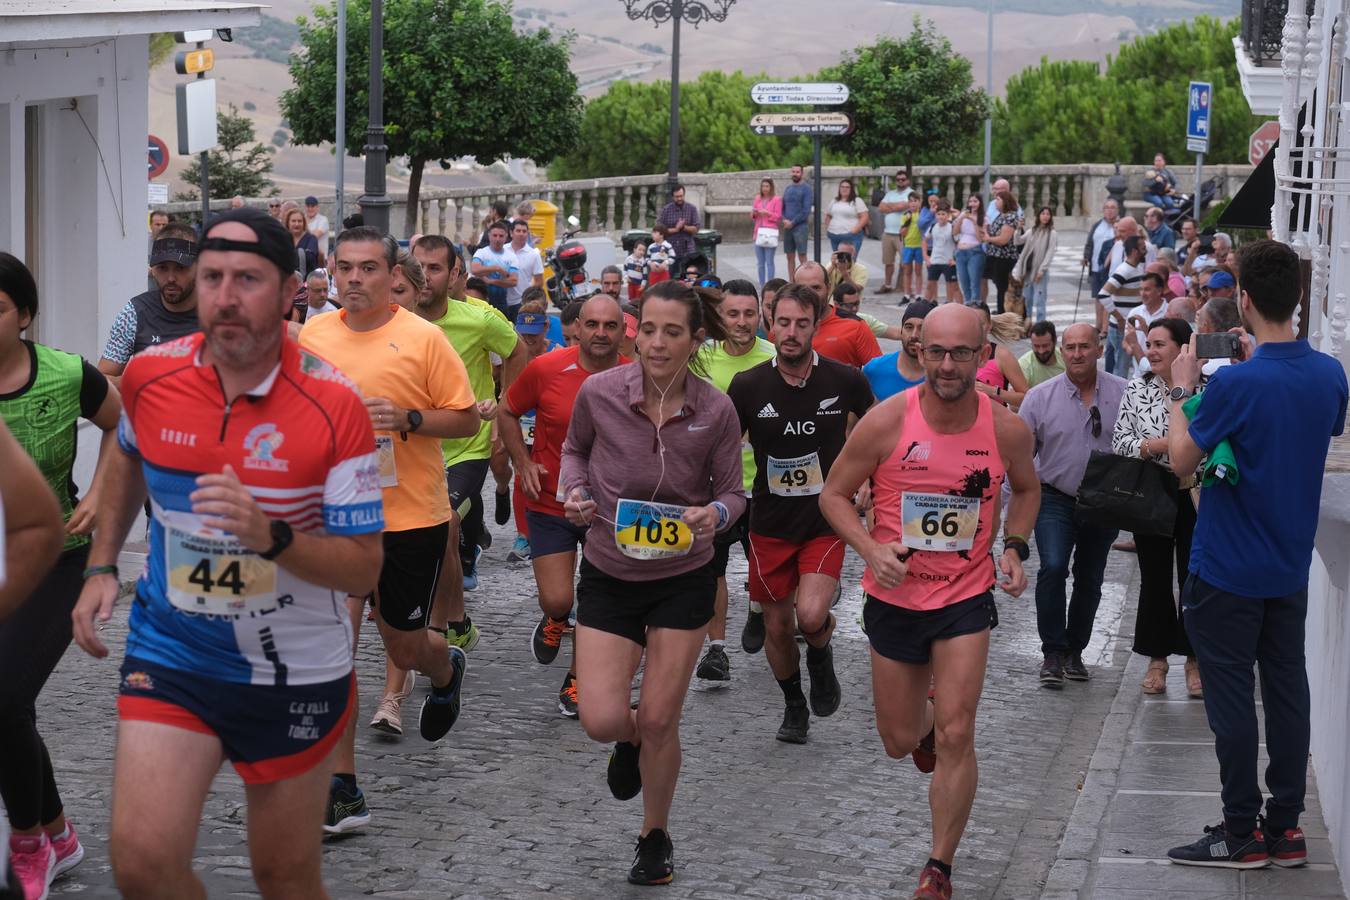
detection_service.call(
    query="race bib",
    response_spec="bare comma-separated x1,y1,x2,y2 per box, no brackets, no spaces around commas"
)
613,498,693,560
520,413,536,448
166,526,279,615
767,451,824,497
900,492,981,552
375,434,398,488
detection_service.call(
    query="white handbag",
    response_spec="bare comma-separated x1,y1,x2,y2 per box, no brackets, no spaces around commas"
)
755,226,779,248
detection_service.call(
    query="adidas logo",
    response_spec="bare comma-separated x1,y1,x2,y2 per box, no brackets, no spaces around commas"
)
757,403,779,418
407,606,423,621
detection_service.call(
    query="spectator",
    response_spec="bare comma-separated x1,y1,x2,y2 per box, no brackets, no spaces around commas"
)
897,194,925,303
923,200,959,304
1145,206,1175,250
1098,234,1150,377
507,219,544,317
953,194,986,304
824,178,868,256
1119,272,1171,378
1082,198,1121,298
284,207,321,276
1167,296,1198,324
1201,270,1235,304
750,177,783,288
1013,206,1058,325
599,265,624,303
623,242,648,300
647,225,674,284
229,195,245,209
919,189,939,235
1018,324,1128,686
1112,317,1200,697
826,242,869,295
1144,153,1180,209
1196,295,1240,380
877,170,914,295
780,165,813,279
477,199,511,250
471,220,519,314
656,183,701,272
1019,321,1065,388
304,195,330,250
982,190,1021,314
266,199,282,220
1176,219,1199,268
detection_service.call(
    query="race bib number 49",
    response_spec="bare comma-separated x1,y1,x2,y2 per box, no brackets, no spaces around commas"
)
614,498,693,560
900,492,981,552
767,451,824,497
166,526,279,615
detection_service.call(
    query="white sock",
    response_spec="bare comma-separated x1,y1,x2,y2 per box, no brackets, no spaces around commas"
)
749,601,763,614
710,639,726,651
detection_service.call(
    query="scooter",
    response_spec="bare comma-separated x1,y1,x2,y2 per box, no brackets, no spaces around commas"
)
543,215,596,307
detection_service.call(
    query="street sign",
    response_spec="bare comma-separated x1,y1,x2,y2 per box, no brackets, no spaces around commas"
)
751,82,849,106
175,30,214,44
749,112,853,136
1186,80,1212,153
147,134,169,178
175,48,215,75
1249,120,1280,166
148,182,169,205
175,79,218,154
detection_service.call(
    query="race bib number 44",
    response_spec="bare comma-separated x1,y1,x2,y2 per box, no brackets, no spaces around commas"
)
614,498,693,560
767,451,824,497
900,493,981,552
166,526,279,615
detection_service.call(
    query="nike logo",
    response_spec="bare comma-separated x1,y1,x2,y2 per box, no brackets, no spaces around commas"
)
688,423,711,432
562,363,578,372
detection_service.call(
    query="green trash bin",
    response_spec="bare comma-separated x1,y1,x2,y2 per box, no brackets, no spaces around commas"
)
694,229,723,274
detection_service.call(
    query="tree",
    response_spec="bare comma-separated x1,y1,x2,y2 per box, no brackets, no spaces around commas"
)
176,104,279,200
822,19,988,173
149,33,175,68
283,0,584,234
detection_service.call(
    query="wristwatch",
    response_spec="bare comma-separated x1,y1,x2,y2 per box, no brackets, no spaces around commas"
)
1004,537,1030,562
405,409,424,433
1168,385,1193,403
259,519,294,561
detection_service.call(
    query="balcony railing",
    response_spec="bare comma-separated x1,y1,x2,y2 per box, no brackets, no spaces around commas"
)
1242,0,1313,67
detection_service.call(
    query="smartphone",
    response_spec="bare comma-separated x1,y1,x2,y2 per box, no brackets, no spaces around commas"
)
1195,331,1241,359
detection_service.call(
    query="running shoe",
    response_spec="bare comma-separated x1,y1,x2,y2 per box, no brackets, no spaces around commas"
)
558,671,579,719
1063,653,1090,681
607,740,642,800
494,487,511,526
463,545,482,592
806,643,842,717
1261,817,1308,867
1167,823,1269,868
1039,653,1065,688
628,828,674,886
323,777,371,835
694,645,731,686
419,646,467,742
531,614,568,665
369,694,406,736
911,862,953,900
776,702,810,744
9,832,55,900
444,617,480,652
50,822,84,878
507,536,532,562
741,606,765,654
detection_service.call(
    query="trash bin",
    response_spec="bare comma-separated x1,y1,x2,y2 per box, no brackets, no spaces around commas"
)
528,199,559,251
621,229,650,254
694,229,723,274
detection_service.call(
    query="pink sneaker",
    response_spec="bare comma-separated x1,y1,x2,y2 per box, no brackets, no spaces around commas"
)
49,823,85,877
8,832,55,900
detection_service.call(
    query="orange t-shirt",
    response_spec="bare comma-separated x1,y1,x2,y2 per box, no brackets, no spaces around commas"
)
300,304,474,532
812,304,882,368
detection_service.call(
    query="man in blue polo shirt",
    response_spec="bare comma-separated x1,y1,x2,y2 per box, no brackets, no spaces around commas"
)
1165,239,1348,871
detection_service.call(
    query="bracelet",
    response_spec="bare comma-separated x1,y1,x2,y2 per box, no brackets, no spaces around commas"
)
711,501,730,531
83,564,119,580
1004,533,1029,544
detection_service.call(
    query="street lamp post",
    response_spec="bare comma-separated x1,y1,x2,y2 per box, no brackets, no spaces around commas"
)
620,0,737,197
359,0,391,233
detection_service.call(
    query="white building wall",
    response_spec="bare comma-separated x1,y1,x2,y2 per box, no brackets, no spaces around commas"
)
1309,481,1350,890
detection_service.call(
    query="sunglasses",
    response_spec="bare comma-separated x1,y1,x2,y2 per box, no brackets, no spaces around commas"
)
1088,405,1102,438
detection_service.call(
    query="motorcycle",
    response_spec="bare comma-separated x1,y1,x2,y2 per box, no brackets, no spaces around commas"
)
543,216,596,307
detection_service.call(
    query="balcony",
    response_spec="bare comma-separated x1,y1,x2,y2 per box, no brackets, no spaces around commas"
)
1235,0,1314,115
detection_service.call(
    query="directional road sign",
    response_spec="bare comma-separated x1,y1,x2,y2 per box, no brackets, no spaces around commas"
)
1186,80,1212,154
751,82,849,106
749,112,853,136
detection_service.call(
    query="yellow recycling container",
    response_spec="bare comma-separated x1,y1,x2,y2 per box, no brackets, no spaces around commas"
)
527,199,558,251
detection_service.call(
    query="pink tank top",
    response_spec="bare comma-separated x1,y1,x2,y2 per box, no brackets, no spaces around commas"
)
863,387,1006,611
976,341,1006,389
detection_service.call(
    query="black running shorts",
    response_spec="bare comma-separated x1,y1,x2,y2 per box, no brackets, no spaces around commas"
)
863,591,998,664
576,557,716,646
375,522,450,632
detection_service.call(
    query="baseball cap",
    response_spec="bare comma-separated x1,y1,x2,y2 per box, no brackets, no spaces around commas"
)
304,195,319,205
623,312,638,340
1207,271,1235,290
901,299,936,324
198,207,298,277
149,236,197,266
515,311,548,335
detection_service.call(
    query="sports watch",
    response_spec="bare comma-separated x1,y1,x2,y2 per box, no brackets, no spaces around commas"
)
1169,385,1193,403
405,409,424,433
259,519,294,561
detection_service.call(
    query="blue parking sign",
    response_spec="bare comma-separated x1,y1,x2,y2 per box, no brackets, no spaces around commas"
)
1187,81,1212,153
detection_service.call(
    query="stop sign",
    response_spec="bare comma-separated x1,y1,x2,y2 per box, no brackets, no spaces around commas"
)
1249,121,1280,166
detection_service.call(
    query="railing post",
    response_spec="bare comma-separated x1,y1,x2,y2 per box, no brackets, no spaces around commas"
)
588,188,600,233
605,187,617,234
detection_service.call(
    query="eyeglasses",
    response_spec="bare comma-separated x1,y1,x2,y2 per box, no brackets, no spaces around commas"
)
920,345,979,362
268,203,281,208
1088,405,1102,438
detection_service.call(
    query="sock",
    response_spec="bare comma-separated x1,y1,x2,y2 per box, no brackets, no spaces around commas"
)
49,825,69,843
749,601,762,614
777,672,806,706
926,858,952,878
806,640,830,666
710,639,725,651
335,773,357,791
449,617,471,634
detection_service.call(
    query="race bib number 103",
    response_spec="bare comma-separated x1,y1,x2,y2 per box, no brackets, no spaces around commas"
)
613,498,693,560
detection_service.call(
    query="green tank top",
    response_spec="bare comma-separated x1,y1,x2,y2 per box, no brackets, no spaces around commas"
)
0,342,89,551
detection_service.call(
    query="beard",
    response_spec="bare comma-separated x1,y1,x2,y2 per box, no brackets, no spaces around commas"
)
202,311,279,368
930,370,975,401
1034,349,1056,364
777,343,811,366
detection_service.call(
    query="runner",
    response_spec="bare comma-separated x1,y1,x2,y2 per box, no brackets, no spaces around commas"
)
559,280,744,884
499,294,628,718
504,295,563,563
0,420,64,619
819,303,1039,900
693,278,775,678
862,299,933,401
0,253,120,898
300,225,479,833
68,208,387,898
791,261,882,367
98,222,200,384
727,282,872,742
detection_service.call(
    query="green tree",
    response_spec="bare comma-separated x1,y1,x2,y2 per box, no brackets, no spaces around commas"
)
149,33,175,68
176,104,279,200
822,19,988,172
283,0,583,233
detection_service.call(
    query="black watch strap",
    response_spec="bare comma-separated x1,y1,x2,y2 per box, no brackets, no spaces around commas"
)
259,519,294,561
406,409,423,433
1004,538,1030,562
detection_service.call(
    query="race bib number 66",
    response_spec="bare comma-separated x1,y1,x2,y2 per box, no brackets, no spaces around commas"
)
900,492,981,552
613,498,693,560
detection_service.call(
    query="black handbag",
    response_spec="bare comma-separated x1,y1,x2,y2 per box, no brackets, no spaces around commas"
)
1074,450,1178,537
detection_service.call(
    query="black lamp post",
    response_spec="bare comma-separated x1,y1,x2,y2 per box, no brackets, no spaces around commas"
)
620,0,736,196
359,0,391,233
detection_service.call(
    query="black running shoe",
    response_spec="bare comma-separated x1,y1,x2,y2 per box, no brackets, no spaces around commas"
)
558,671,579,719
628,828,674,886
607,740,642,800
776,703,810,744
494,487,510,526
1167,823,1270,869
806,643,841,717
1039,653,1065,688
1261,816,1308,868
419,646,466,742
1063,653,1091,681
531,614,567,665
741,608,765,654
322,777,371,835
695,645,730,685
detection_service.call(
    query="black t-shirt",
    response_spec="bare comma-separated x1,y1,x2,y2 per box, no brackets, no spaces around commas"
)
728,354,873,542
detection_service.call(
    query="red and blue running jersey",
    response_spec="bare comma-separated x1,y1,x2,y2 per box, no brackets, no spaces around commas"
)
118,332,383,686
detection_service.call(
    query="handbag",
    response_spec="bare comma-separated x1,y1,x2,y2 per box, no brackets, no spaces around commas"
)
1074,450,1178,537
755,225,779,248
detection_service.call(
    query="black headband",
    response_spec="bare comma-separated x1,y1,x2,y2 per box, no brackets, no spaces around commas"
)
200,206,298,276
198,237,296,276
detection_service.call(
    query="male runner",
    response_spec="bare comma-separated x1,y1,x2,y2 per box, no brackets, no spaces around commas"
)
99,222,201,384
792,261,881,367
819,304,1039,900
300,226,479,833
862,300,933,401
499,294,628,717
727,282,873,743
694,279,774,680
69,208,386,898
